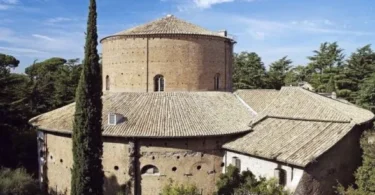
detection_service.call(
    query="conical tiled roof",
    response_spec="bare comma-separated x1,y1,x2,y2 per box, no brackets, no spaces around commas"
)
110,15,227,38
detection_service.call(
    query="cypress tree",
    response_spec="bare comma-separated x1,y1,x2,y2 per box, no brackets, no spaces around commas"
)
71,0,103,194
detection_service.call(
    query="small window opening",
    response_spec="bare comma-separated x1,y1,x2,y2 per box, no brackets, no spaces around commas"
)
154,75,164,92
214,73,220,90
172,167,177,172
176,156,180,160
221,162,225,167
106,75,110,91
50,155,53,160
141,165,159,175
274,168,287,186
232,157,241,172
152,156,155,160
114,166,119,171
197,165,202,170
60,159,63,163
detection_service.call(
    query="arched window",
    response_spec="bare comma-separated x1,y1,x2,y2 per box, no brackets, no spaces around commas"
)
214,73,220,90
106,75,110,91
141,165,159,175
154,75,164,92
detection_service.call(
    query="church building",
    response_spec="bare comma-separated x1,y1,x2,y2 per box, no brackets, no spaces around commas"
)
29,15,374,195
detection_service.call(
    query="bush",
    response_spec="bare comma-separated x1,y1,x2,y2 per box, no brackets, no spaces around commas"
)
216,165,290,195
160,179,200,195
0,167,41,195
336,129,375,195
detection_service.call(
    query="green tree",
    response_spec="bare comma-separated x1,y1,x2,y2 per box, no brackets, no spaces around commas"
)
160,179,200,195
284,65,311,86
70,0,104,194
0,53,19,75
233,52,267,89
307,42,345,92
267,56,293,89
336,129,375,195
216,165,290,195
0,168,41,195
336,45,375,102
356,74,375,113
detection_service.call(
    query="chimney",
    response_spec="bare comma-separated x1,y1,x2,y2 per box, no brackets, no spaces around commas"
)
218,30,227,37
331,92,337,99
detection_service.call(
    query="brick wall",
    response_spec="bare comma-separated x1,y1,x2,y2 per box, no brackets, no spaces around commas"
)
101,35,234,92
43,133,233,195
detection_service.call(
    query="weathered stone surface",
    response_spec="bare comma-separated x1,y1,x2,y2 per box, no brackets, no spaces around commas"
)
101,36,234,92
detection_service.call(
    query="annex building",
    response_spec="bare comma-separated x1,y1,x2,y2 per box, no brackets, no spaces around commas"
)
29,15,374,195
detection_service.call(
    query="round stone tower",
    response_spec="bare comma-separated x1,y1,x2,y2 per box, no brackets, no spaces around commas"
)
100,15,235,92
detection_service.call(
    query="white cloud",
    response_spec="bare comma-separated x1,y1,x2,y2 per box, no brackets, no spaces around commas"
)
0,4,9,9
32,34,55,41
0,46,47,54
46,17,73,24
193,0,234,8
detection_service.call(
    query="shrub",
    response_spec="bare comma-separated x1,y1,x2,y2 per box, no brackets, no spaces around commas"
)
160,179,200,195
336,129,375,195
0,167,41,195
216,165,290,195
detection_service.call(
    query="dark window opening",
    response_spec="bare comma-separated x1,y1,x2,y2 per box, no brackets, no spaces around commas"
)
214,73,220,90
274,168,287,186
154,75,164,92
232,157,241,172
197,165,202,170
221,162,225,167
106,75,110,91
114,166,119,171
141,165,159,175
172,167,177,172
60,159,63,163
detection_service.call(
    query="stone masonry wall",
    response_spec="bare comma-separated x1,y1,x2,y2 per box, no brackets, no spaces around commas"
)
101,35,234,92
43,133,232,195
44,134,130,195
294,124,369,195
138,137,230,195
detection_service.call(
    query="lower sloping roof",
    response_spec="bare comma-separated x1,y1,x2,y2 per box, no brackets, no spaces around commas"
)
29,92,253,138
223,117,355,167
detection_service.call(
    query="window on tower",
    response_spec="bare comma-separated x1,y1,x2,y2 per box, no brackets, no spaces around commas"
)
106,75,110,91
214,73,220,90
154,75,164,92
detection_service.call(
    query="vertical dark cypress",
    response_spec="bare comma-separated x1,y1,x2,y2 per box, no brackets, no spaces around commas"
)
71,0,103,194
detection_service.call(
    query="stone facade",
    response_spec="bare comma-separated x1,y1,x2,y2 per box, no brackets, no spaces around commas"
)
101,35,233,92
41,132,233,195
294,124,369,195
224,151,304,192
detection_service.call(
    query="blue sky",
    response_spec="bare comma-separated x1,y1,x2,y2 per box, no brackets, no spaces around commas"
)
0,0,374,72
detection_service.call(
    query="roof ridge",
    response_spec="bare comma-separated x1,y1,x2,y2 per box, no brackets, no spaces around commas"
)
297,87,354,122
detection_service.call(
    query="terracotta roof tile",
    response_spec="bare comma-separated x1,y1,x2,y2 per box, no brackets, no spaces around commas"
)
223,117,355,167
110,15,227,38
234,89,279,113
29,92,252,138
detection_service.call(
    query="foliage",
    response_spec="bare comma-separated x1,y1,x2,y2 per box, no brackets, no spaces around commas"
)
70,0,104,194
215,165,290,195
0,53,81,174
306,42,344,92
336,129,375,195
160,179,200,195
0,167,41,195
356,74,375,113
267,56,293,89
233,52,267,89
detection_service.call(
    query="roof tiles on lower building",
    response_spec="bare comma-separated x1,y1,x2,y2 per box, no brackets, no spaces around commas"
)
29,92,253,138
